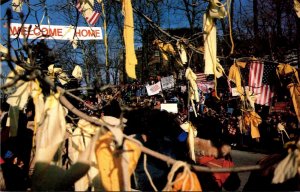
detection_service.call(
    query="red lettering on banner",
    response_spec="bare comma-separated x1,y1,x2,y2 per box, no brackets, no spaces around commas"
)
76,29,81,37
41,28,47,35
28,27,34,36
88,30,96,37
87,30,93,36
20,27,27,36
81,29,87,37
48,28,57,36
95,30,100,37
10,26,21,35
34,28,41,36
57,29,62,36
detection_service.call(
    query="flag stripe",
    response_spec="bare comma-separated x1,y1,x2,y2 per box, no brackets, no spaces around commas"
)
196,73,208,84
249,61,274,106
89,12,101,25
88,12,97,24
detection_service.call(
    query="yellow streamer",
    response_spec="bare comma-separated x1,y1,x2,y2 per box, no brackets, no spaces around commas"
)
244,111,261,139
95,132,141,191
122,0,137,79
101,1,108,67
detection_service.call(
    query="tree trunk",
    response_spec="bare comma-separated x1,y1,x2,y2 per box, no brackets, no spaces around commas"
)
122,50,127,84
275,0,283,44
297,16,300,68
106,65,110,84
253,0,259,54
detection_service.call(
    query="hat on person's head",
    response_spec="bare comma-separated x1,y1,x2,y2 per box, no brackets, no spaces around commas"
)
4,150,14,159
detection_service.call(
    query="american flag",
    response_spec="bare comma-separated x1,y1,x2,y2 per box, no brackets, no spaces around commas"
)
76,0,101,26
196,73,215,93
248,60,276,106
196,73,208,84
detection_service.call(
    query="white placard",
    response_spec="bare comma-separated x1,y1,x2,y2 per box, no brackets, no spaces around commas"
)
161,75,175,90
231,86,249,96
146,82,162,96
161,103,178,114
10,23,103,40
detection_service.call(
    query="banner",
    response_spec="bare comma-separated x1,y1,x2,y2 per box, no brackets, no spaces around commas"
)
161,75,175,90
270,102,289,113
146,82,162,96
10,23,103,40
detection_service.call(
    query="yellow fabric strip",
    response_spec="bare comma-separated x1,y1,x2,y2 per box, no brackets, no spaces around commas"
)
12,0,23,12
294,0,300,18
277,63,300,84
95,132,141,191
289,84,300,122
101,1,108,67
228,64,243,94
244,111,261,139
122,0,137,79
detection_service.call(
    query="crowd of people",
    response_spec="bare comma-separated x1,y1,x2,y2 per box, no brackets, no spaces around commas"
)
77,79,299,154
0,75,299,190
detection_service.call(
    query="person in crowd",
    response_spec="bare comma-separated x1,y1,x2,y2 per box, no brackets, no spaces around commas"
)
1,151,27,191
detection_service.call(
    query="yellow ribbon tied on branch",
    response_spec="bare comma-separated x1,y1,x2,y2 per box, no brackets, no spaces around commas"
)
243,111,261,139
153,39,176,61
95,132,141,191
122,0,138,79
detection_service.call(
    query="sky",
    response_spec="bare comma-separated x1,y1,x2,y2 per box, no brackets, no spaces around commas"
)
0,0,252,76
0,0,90,75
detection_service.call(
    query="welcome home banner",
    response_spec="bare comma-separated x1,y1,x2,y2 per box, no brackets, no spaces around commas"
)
10,23,103,40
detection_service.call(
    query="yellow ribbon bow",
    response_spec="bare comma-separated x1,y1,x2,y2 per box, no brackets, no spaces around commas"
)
244,111,262,139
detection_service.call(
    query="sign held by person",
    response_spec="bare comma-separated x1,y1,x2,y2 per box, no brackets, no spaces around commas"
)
146,82,162,96
161,75,175,90
270,102,289,113
161,103,178,114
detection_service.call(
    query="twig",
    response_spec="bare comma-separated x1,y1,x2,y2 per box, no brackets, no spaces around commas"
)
132,7,204,55
6,9,17,74
65,91,97,110
66,87,94,92
98,90,120,111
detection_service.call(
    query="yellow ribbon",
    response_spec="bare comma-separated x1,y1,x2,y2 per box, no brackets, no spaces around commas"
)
122,0,137,79
102,1,109,67
153,39,176,61
288,84,300,122
277,63,300,85
244,111,261,139
95,132,141,191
